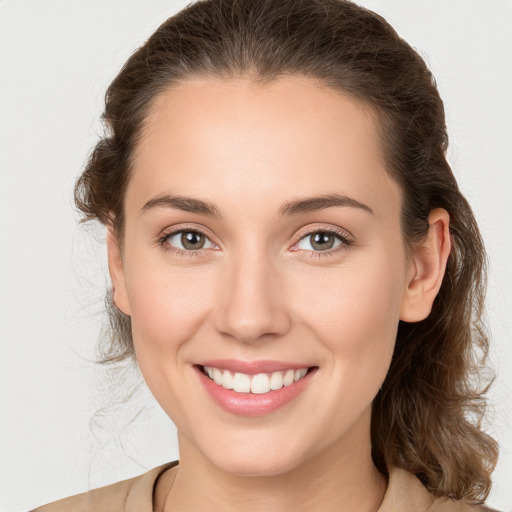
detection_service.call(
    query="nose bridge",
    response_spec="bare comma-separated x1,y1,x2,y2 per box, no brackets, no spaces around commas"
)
214,242,291,343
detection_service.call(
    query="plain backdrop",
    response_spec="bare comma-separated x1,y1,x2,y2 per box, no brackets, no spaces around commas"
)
0,1,511,511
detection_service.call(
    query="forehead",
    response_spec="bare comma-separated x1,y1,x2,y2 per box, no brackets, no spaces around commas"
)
127,75,401,221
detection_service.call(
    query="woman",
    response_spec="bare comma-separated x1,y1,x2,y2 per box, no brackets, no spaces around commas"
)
33,0,499,510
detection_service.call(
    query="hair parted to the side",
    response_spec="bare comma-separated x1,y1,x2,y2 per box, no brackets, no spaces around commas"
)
75,0,498,503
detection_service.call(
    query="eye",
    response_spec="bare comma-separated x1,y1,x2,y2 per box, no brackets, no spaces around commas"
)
293,228,351,255
160,229,217,254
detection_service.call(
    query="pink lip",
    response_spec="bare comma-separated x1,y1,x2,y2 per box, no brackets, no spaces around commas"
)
197,358,311,375
194,363,317,417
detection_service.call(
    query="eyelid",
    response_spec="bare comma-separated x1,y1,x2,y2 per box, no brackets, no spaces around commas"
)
159,223,218,242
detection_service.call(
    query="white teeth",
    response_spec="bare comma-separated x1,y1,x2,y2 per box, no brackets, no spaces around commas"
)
221,370,234,389
283,369,295,386
294,368,307,381
213,368,223,385
203,366,309,395
233,372,251,393
251,373,270,394
269,371,283,390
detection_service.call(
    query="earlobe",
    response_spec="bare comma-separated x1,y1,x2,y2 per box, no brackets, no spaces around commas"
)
399,208,452,323
106,226,131,317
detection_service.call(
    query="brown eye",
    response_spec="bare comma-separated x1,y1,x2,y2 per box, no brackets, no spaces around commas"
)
181,231,205,250
295,230,348,253
163,230,216,252
310,232,336,250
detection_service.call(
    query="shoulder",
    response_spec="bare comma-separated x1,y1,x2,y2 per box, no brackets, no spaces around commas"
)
31,461,178,512
380,467,500,512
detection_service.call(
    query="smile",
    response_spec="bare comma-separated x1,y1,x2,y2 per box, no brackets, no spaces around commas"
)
195,360,318,416
202,366,309,395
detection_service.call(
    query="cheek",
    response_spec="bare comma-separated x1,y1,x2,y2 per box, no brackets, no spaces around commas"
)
291,250,406,384
125,260,219,421
127,265,215,353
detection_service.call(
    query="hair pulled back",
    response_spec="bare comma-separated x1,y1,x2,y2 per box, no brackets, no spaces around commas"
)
75,0,498,503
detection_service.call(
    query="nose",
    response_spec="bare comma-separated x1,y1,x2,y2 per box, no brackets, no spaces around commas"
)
213,249,291,344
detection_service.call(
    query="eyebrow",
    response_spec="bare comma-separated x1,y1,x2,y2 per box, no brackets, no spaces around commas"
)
278,193,374,217
141,195,222,217
140,193,374,218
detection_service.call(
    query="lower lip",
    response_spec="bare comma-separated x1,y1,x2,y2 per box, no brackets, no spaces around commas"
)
195,366,316,417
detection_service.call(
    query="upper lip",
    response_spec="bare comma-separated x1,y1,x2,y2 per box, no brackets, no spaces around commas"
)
196,359,314,375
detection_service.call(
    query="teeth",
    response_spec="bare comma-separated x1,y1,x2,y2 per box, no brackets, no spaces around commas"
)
283,369,294,386
213,368,223,385
233,372,251,393
294,368,307,381
270,371,283,390
203,366,309,395
221,370,234,389
251,373,270,394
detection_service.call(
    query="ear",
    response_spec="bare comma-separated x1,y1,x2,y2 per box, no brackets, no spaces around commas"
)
400,208,451,322
106,225,131,316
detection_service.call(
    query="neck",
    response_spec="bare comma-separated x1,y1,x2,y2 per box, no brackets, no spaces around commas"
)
161,410,387,512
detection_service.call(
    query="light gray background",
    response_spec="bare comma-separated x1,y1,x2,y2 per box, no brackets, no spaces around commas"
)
0,1,510,511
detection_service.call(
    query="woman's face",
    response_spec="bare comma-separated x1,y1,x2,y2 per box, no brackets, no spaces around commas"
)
111,76,416,476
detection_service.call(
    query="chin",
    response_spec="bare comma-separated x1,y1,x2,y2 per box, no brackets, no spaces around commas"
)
198,431,311,477
215,453,305,477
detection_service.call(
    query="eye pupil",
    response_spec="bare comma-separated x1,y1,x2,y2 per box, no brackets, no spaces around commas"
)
182,231,205,250
311,232,335,250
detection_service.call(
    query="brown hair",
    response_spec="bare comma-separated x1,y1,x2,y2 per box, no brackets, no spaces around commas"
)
75,0,498,503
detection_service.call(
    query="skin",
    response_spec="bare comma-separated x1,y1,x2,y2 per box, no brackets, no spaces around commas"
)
108,75,451,511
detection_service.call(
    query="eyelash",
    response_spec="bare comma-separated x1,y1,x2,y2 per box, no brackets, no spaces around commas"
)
157,225,353,259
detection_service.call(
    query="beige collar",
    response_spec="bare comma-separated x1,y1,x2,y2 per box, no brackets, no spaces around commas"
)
125,461,178,512
379,467,435,511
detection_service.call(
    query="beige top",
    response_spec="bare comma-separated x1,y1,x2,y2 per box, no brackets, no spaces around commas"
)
32,461,493,512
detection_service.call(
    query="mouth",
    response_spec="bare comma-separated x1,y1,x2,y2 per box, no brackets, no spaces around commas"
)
199,365,313,395
194,361,318,416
